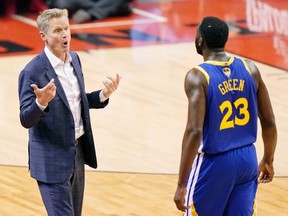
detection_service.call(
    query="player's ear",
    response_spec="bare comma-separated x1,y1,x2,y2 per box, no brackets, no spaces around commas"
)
198,37,203,46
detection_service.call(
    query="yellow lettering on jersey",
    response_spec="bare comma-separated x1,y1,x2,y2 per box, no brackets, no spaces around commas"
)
218,83,226,94
218,79,245,95
233,79,239,90
223,81,230,93
238,79,245,91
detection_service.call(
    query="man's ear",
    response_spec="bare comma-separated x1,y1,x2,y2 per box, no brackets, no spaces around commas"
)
39,32,47,42
198,36,203,46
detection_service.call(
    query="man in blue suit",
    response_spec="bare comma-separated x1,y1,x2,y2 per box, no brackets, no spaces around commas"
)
18,8,120,216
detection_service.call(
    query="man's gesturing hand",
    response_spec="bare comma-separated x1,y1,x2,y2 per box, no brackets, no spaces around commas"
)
31,79,57,106
102,73,121,98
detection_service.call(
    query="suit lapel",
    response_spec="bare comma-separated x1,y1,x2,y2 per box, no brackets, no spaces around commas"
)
71,53,86,100
40,51,71,110
70,53,88,113
71,54,84,91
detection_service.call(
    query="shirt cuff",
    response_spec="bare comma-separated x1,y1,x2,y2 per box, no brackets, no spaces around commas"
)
36,99,48,111
99,89,108,102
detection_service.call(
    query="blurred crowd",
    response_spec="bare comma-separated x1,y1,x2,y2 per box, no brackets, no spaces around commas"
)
0,0,133,23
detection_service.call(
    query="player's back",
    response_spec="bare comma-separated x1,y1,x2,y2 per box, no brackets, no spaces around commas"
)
195,56,258,154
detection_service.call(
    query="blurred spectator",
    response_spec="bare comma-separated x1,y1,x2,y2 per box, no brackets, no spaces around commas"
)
0,0,47,16
46,0,133,23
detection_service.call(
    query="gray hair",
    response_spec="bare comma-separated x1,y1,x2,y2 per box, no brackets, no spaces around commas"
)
36,8,68,33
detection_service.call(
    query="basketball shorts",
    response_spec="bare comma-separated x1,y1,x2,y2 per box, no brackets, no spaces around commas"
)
183,144,258,216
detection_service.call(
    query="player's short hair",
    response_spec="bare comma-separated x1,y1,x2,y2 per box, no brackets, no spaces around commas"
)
199,16,229,49
37,8,68,33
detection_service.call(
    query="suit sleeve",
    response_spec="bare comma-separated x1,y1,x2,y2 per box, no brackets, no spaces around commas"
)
18,69,48,129
86,90,109,109
71,52,109,109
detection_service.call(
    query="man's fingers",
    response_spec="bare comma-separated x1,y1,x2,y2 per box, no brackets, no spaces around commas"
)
258,171,264,183
265,163,274,175
31,79,56,101
30,84,38,92
115,73,121,84
31,84,37,88
31,79,55,91
175,201,188,212
174,189,188,212
103,80,116,91
47,78,56,88
107,74,121,85
258,171,273,183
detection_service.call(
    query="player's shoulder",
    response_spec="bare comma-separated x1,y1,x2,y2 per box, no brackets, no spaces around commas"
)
187,66,210,86
240,57,261,88
240,58,258,73
183,67,209,96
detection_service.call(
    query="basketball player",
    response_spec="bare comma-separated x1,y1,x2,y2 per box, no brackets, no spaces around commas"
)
174,16,277,215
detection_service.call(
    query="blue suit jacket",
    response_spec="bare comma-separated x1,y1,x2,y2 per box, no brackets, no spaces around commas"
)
18,51,108,183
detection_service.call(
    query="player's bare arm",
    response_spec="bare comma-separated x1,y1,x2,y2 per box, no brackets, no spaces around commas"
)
245,59,277,183
174,68,207,211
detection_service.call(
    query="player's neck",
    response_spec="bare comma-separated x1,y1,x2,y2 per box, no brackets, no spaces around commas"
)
203,49,229,62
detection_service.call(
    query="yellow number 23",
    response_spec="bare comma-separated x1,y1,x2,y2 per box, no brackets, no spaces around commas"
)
219,97,250,130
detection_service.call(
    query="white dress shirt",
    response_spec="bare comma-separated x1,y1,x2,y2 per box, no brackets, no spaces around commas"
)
36,48,107,139
44,47,85,139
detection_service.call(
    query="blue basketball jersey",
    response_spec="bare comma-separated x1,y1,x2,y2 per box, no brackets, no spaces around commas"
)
195,56,258,153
